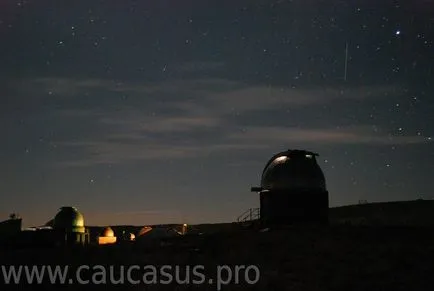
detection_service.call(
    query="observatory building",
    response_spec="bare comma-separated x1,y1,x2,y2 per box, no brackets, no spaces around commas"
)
53,206,89,246
251,149,329,225
1,207,91,248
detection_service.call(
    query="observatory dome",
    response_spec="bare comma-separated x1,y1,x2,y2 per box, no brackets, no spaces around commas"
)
53,206,85,233
102,227,115,237
260,149,326,191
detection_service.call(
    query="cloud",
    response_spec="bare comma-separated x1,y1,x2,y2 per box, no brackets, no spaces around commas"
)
228,126,429,146
20,76,427,168
18,76,401,118
99,115,221,133
55,139,269,167
54,121,430,167
172,61,226,73
27,77,117,95
23,77,239,96
205,85,401,113
56,142,202,166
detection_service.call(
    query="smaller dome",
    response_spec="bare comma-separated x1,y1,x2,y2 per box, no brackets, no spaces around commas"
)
102,227,115,237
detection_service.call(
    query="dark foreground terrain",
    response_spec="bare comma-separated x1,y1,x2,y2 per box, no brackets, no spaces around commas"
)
1,224,434,291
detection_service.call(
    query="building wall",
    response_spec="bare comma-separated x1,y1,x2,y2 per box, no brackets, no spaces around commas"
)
98,236,117,245
260,189,329,225
0,219,22,236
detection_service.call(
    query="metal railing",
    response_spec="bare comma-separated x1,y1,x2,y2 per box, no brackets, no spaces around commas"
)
237,208,260,223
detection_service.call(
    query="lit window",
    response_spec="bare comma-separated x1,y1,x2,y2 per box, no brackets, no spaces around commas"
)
305,154,313,159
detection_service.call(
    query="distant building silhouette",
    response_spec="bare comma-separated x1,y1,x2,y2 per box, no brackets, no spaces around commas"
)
0,215,22,244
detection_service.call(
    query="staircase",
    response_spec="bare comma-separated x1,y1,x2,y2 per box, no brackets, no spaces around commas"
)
237,208,260,223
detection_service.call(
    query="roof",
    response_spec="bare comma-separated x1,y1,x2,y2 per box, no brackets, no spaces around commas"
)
53,206,85,232
102,227,115,237
137,226,180,239
262,149,319,176
257,149,326,191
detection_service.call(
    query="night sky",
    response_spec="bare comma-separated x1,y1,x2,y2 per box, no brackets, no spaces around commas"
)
1,0,433,227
